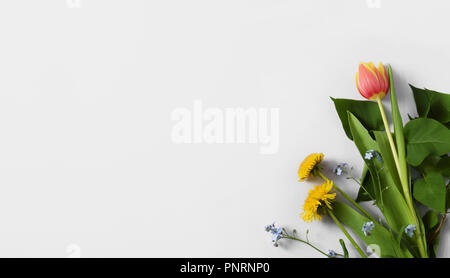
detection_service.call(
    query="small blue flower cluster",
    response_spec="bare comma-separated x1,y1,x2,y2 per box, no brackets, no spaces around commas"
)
265,223,284,247
365,150,383,162
405,224,416,238
327,250,336,258
362,221,375,236
333,163,348,176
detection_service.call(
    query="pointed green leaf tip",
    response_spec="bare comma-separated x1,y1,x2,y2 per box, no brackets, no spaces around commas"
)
414,172,447,213
404,118,450,166
331,97,384,140
410,85,450,124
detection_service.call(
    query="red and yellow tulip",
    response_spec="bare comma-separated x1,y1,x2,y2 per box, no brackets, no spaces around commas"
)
356,62,389,100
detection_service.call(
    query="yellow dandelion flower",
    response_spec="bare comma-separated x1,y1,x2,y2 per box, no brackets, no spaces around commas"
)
300,198,321,223
298,153,324,181
300,180,336,223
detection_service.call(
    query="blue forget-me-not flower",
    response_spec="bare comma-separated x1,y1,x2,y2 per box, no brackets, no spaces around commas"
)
362,221,375,236
327,250,336,258
405,224,416,238
265,223,284,246
364,150,383,162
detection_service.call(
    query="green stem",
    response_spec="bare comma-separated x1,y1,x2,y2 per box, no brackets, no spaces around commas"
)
328,209,367,258
376,97,414,209
387,66,410,193
348,176,375,201
284,236,330,257
319,172,376,223
376,98,402,180
376,96,428,257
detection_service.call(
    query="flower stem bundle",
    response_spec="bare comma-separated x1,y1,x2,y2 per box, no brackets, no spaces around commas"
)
267,62,450,258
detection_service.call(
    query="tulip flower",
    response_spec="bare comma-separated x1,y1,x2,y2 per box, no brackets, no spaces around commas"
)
356,62,398,174
355,62,428,257
356,62,389,100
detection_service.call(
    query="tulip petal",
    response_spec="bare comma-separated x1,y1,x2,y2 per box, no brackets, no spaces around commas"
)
358,63,381,99
356,62,390,100
378,63,389,93
362,62,380,80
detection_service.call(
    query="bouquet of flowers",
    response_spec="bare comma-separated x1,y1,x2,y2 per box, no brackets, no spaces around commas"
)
266,62,450,258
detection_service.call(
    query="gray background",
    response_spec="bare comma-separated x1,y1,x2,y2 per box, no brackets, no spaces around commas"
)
0,0,448,257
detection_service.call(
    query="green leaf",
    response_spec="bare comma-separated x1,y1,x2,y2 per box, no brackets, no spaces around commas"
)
348,112,427,257
422,210,442,258
356,168,376,203
422,210,439,233
339,239,349,258
374,131,402,193
331,97,384,140
356,186,373,203
395,224,409,251
417,155,441,173
416,155,450,178
356,174,376,203
404,118,450,166
333,202,413,258
410,85,450,124
347,112,383,205
348,112,417,242
437,156,450,177
413,172,447,213
388,66,409,192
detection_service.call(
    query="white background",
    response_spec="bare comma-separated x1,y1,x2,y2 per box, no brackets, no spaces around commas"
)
0,0,448,257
